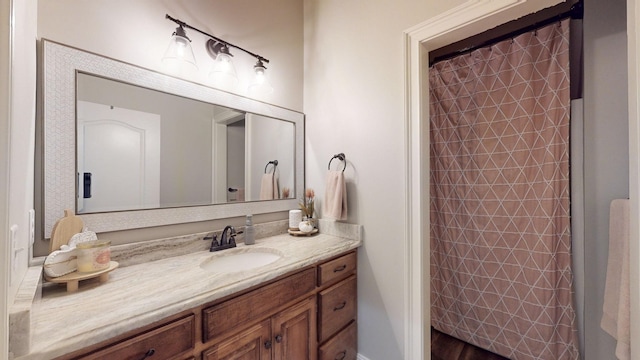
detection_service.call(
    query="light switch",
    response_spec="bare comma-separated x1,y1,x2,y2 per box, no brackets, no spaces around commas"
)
10,224,24,285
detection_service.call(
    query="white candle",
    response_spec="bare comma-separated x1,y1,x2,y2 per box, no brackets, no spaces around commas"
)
289,209,302,229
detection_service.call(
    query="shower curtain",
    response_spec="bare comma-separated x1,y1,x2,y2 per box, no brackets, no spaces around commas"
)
429,20,579,360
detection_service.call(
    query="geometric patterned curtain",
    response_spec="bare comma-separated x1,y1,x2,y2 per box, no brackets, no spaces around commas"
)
429,19,579,360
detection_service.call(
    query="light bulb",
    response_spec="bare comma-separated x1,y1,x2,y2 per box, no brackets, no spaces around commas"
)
248,60,273,96
162,26,197,74
209,48,238,89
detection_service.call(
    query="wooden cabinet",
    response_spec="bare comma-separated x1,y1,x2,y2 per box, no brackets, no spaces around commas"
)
76,314,195,360
272,297,317,360
203,251,357,360
316,252,357,360
203,268,316,342
317,252,357,287
202,297,316,360
318,322,357,360
57,250,357,360
202,320,271,360
318,275,356,343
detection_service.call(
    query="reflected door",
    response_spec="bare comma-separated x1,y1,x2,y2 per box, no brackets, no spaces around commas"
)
77,101,161,213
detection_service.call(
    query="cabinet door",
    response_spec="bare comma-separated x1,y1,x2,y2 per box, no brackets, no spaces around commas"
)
318,321,357,360
202,320,272,360
78,315,195,360
318,276,356,343
271,297,317,360
203,268,316,342
317,252,356,287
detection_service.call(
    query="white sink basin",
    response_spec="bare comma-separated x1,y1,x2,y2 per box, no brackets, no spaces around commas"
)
200,248,283,273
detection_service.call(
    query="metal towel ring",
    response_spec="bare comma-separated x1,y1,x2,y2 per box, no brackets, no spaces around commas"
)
328,153,346,172
264,160,278,173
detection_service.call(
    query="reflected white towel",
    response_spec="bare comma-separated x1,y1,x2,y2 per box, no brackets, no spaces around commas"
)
259,173,279,200
323,170,347,220
601,199,630,360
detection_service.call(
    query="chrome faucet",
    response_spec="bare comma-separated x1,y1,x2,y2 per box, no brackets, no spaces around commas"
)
204,225,240,252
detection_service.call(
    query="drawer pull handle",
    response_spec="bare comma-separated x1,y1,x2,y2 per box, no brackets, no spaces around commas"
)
335,350,347,360
264,340,272,349
275,334,283,343
333,265,347,272
333,301,347,311
140,348,155,360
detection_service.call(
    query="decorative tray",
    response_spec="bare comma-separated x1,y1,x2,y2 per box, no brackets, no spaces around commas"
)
287,228,319,237
44,261,119,293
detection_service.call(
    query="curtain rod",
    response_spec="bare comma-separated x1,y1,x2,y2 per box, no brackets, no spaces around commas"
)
429,1,583,66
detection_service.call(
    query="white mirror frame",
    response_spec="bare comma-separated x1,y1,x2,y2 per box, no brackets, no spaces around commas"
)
41,39,304,237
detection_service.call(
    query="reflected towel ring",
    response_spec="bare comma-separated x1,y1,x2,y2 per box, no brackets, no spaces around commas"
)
328,153,346,172
264,160,278,174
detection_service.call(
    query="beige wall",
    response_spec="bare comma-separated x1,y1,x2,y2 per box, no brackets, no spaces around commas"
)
304,0,630,359
11,0,302,351
3,0,37,356
583,0,629,358
1,0,11,356
7,0,37,310
628,0,640,358
303,0,465,358
37,0,304,112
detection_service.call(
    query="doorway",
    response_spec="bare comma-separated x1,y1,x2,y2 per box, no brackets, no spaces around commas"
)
401,0,630,358
77,101,161,213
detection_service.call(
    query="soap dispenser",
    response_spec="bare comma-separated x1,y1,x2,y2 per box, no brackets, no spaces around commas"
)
244,215,255,245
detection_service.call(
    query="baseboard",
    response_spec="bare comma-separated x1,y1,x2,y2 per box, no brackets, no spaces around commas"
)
357,354,371,360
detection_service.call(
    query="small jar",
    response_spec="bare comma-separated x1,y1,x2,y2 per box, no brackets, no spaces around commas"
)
298,220,314,233
76,240,111,273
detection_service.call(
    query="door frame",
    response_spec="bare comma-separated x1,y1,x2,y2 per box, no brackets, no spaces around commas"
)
0,0,11,356
402,0,589,358
627,0,640,357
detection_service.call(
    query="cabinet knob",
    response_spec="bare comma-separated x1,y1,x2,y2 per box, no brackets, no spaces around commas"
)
335,350,347,360
275,334,283,343
140,348,155,360
264,340,272,349
333,301,347,311
333,265,347,273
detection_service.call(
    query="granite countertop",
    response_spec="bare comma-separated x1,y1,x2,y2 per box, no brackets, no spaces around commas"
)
13,221,362,360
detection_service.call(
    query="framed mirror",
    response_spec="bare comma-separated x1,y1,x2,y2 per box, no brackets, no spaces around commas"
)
41,39,304,237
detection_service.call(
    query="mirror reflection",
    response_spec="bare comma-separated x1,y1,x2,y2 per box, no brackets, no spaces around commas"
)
76,73,294,214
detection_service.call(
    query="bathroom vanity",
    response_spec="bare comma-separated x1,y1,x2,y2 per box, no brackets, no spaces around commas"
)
12,222,361,360
61,252,355,360
18,39,361,360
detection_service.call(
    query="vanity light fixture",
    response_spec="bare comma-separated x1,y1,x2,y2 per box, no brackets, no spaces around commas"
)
162,23,198,72
206,40,239,88
164,14,272,93
248,59,274,96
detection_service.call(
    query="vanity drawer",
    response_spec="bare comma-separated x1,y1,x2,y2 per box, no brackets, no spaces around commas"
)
318,321,357,360
318,251,356,287
78,314,195,360
203,267,316,342
318,275,356,343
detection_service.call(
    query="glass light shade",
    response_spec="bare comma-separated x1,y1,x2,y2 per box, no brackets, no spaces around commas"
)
248,65,274,96
209,53,238,89
162,33,198,73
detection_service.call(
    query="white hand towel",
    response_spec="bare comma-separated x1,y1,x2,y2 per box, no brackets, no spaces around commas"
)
323,170,347,220
259,173,279,200
601,199,630,360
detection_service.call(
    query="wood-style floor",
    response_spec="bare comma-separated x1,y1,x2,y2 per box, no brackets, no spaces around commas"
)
431,328,511,360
